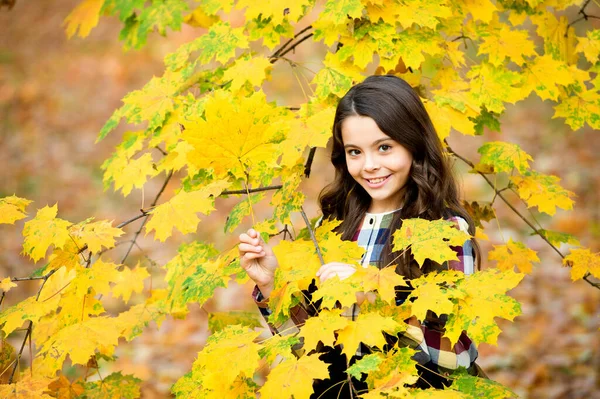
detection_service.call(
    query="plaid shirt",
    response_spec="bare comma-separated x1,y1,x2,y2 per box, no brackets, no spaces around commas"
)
253,211,478,371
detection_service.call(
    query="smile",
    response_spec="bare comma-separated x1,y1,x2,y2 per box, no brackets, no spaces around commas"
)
365,175,390,186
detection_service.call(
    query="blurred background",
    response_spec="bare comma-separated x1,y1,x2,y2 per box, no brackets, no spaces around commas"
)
0,1,599,398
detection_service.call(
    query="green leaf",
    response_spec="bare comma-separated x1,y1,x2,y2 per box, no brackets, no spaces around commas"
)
224,193,266,233
477,141,533,173
83,371,142,399
449,373,517,399
346,353,384,379
119,0,188,49
208,311,262,333
470,107,500,135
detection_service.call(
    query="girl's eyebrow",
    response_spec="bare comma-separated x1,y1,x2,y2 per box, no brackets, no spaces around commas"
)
343,137,391,149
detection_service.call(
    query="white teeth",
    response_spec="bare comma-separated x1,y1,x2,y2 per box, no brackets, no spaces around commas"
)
368,177,386,184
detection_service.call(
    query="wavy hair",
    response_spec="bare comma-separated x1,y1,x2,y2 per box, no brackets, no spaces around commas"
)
319,75,480,277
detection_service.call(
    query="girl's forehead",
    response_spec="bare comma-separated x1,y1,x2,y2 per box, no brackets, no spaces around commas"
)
341,116,392,144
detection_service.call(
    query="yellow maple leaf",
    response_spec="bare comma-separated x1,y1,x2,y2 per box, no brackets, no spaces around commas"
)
280,102,335,167
443,269,523,345
520,55,575,101
360,266,408,304
464,0,495,22
576,30,600,63
0,277,16,293
0,195,32,224
63,0,103,39
312,17,352,46
184,90,289,180
22,204,72,262
563,248,600,281
184,6,220,28
531,13,577,65
365,346,419,391
146,180,230,241
391,218,471,268
316,219,365,265
273,239,321,291
112,264,150,303
477,17,537,66
312,51,364,99
0,296,57,336
46,241,81,273
476,141,533,174
510,171,575,215
156,140,197,174
115,296,168,342
195,325,261,391
271,163,305,223
396,0,452,29
410,279,456,321
122,75,178,129
0,374,54,399
259,354,330,399
488,239,540,274
423,98,476,140
258,335,300,365
223,56,273,92
467,62,523,113
297,309,349,352
318,0,364,26
80,259,121,296
111,153,158,197
335,312,400,359
69,219,124,253
553,88,600,130
37,316,121,371
237,0,312,25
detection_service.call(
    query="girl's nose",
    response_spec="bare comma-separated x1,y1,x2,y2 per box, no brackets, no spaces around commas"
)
363,155,380,171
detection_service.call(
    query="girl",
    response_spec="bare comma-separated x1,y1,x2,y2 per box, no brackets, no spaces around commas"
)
238,75,482,397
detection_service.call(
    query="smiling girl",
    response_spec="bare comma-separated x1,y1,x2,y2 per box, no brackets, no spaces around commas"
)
238,75,482,397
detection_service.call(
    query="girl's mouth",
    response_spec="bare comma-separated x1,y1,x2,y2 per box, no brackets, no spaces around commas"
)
365,175,390,187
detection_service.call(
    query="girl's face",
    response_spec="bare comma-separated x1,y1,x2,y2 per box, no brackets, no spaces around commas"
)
341,115,413,213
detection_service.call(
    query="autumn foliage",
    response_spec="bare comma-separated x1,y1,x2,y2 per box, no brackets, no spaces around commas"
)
1,0,600,398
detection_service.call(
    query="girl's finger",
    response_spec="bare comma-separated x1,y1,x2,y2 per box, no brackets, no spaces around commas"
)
238,243,263,253
243,252,266,261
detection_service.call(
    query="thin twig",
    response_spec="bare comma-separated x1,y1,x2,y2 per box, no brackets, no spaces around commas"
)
222,185,283,195
9,267,57,383
300,207,325,265
271,33,315,64
271,25,313,59
121,171,173,264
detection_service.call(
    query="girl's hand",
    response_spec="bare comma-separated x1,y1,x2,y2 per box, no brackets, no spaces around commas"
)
316,262,357,284
238,229,279,298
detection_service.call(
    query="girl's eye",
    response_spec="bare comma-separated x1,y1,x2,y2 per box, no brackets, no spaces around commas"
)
347,149,361,156
379,144,391,152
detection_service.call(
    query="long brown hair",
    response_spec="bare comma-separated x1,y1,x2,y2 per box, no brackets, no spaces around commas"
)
319,75,480,278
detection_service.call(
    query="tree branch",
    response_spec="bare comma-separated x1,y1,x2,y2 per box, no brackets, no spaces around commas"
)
271,32,315,64
270,25,313,59
300,207,325,265
9,267,57,383
121,171,173,264
221,185,283,195
304,147,317,178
